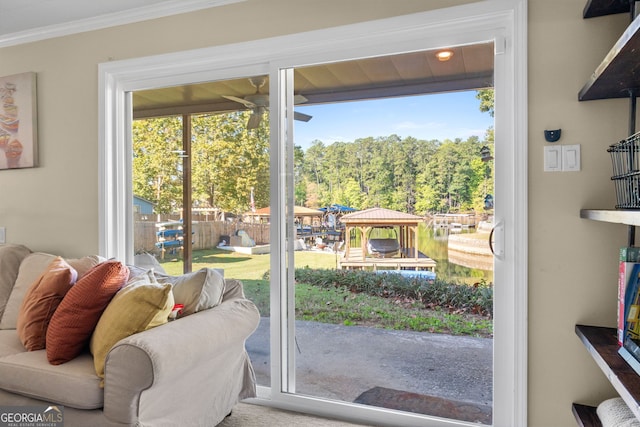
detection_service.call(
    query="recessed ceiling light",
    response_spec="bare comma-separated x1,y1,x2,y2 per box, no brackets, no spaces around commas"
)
436,50,454,61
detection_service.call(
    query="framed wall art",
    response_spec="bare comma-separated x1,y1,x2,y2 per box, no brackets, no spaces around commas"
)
0,72,38,170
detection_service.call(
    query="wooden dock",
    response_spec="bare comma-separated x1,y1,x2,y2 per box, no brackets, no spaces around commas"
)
430,213,477,230
338,248,436,271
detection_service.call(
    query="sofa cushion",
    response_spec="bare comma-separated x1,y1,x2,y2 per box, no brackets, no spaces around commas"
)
46,261,129,365
67,255,105,279
156,268,225,317
0,253,103,330
0,330,28,358
90,271,173,382
0,244,31,323
0,252,57,330
16,257,78,351
133,253,167,274
0,350,103,409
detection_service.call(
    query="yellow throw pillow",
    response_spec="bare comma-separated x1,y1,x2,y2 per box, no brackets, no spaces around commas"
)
89,273,174,383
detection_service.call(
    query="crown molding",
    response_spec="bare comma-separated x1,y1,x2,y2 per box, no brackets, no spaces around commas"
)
0,0,245,48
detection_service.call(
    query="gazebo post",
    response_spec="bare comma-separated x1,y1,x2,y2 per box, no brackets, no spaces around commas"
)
345,225,352,259
361,226,369,261
413,225,419,260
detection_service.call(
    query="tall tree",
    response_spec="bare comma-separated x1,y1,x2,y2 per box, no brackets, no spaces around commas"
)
191,111,269,214
476,88,495,117
133,110,270,217
294,145,307,206
303,140,326,206
132,116,184,214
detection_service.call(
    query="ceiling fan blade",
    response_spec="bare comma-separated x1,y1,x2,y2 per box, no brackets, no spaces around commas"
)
294,111,312,122
222,95,257,109
293,94,308,105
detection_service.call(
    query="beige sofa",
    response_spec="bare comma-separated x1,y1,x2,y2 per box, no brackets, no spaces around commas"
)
0,243,260,426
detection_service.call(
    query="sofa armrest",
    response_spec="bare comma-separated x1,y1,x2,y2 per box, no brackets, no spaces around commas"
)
103,297,260,426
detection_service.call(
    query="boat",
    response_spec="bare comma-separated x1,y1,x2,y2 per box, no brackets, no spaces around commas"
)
367,238,400,257
366,226,400,257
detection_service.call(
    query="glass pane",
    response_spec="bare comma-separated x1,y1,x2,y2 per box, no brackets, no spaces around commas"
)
131,76,272,387
132,115,185,264
289,46,495,424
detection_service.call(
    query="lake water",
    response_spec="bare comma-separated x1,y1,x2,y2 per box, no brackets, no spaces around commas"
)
418,224,494,284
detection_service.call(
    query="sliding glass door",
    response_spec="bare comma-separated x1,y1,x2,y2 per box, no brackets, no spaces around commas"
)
271,45,496,425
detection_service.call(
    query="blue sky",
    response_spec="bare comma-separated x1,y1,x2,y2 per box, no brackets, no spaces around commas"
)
293,90,493,150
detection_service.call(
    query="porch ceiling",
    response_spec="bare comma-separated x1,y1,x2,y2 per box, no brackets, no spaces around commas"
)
132,42,494,119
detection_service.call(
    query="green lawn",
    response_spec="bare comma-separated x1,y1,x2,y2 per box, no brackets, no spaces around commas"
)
159,248,336,278
158,248,492,337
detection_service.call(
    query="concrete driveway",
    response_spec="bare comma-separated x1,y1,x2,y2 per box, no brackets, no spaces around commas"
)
246,318,492,408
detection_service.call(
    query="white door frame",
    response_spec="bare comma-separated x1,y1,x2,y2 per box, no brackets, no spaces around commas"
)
98,1,527,426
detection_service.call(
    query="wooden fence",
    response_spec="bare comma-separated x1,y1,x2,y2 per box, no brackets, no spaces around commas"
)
133,220,270,254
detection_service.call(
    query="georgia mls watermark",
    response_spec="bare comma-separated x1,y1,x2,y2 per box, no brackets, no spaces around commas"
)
0,406,63,427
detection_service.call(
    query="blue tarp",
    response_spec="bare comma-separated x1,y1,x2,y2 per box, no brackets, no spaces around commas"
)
319,204,357,213
375,270,436,281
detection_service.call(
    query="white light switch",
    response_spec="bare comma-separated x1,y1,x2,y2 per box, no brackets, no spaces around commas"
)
544,146,562,172
562,144,581,171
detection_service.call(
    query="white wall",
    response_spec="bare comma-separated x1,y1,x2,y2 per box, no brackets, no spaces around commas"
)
0,0,635,425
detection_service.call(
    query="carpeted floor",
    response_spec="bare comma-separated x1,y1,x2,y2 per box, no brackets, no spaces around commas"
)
218,386,494,426
217,403,373,427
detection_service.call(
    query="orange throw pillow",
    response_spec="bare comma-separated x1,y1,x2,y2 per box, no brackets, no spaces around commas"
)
46,260,129,365
16,257,78,351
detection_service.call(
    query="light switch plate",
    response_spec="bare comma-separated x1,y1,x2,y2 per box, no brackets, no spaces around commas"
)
544,146,562,172
562,144,581,171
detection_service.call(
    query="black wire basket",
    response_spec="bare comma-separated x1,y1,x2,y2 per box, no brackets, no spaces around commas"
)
609,131,640,209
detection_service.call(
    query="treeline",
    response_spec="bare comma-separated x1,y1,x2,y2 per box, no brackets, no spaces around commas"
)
297,132,494,214
132,91,494,216
132,111,270,215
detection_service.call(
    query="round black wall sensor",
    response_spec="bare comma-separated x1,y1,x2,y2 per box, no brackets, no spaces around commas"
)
544,129,561,142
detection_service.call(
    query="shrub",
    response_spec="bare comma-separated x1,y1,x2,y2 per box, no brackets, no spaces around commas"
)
294,268,493,317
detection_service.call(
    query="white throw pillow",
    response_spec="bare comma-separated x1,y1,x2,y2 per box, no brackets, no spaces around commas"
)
0,253,56,329
133,253,167,275
155,268,225,317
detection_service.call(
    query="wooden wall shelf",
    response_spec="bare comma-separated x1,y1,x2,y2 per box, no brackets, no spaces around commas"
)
579,14,640,101
580,209,640,225
572,403,602,427
583,0,632,19
575,325,640,421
